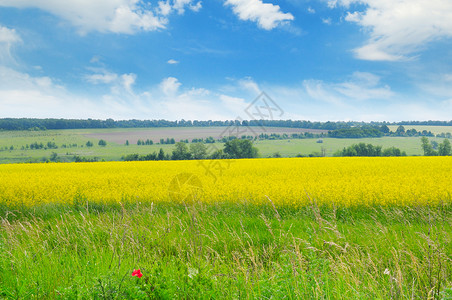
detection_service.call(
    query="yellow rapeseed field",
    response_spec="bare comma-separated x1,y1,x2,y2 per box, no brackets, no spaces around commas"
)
0,157,451,208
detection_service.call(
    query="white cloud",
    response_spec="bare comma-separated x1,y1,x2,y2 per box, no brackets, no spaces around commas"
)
418,73,452,99
303,80,345,106
1,64,451,122
173,0,202,14
224,0,294,30
158,1,172,16
0,66,100,118
84,68,136,96
262,78,452,122
167,59,179,64
160,77,181,95
0,0,202,34
85,70,119,85
220,94,248,116
322,18,332,25
0,25,20,44
307,7,315,14
238,77,261,94
327,0,338,8
121,73,136,93
0,28,261,121
190,2,202,12
0,66,60,91
334,0,452,61
0,25,21,63
334,72,393,100
0,67,244,120
303,72,393,105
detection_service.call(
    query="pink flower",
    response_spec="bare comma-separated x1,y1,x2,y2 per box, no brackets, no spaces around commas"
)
132,269,143,278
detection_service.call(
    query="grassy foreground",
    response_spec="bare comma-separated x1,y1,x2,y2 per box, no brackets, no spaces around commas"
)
0,202,451,299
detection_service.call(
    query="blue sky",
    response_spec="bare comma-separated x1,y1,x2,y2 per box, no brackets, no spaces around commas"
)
0,0,452,121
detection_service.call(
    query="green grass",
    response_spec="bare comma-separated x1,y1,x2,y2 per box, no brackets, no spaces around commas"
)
0,201,451,299
255,136,446,157
0,128,450,163
0,129,174,163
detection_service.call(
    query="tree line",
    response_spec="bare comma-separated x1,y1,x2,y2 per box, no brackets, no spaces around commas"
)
334,143,407,157
0,118,403,131
122,139,258,162
327,125,448,139
421,137,451,156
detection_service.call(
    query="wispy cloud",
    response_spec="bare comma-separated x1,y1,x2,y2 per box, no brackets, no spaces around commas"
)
0,25,21,64
84,68,119,85
303,72,393,104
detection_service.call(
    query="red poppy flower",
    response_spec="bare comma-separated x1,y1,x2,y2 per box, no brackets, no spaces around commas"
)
132,269,143,278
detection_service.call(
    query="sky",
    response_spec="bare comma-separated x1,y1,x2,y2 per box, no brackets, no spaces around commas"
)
0,0,452,122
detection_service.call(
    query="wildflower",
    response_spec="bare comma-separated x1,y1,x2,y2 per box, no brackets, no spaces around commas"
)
132,269,143,278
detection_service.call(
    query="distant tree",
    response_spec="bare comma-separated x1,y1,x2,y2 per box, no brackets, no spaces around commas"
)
190,143,207,160
125,140,129,146
122,153,139,161
438,139,451,156
405,129,418,137
339,143,383,156
421,137,437,156
329,127,383,138
341,146,357,157
172,142,191,160
431,141,439,150
86,141,93,147
224,139,259,159
98,139,107,147
50,152,58,162
210,149,225,159
382,147,406,157
271,152,282,158
142,152,157,160
157,148,165,160
395,125,405,136
205,136,216,143
47,141,58,149
308,151,323,157
380,125,390,134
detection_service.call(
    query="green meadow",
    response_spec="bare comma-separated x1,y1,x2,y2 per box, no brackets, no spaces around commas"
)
0,127,448,163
